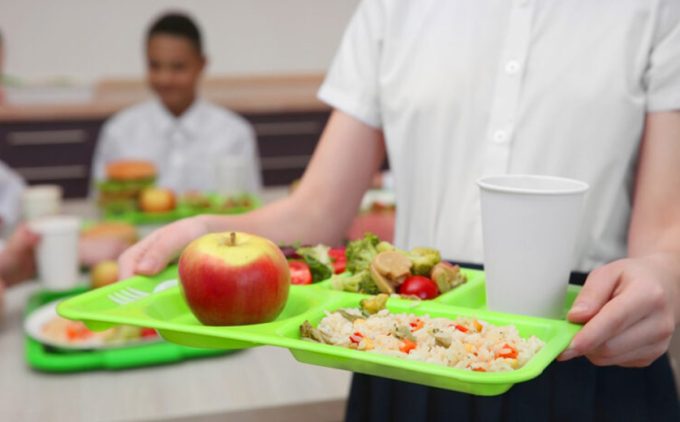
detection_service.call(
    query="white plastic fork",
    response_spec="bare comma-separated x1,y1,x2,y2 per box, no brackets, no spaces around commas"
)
108,287,150,305
107,279,178,305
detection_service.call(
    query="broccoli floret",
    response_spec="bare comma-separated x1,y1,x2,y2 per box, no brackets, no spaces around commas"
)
330,270,379,294
408,247,441,276
376,241,395,253
358,274,381,295
345,233,381,273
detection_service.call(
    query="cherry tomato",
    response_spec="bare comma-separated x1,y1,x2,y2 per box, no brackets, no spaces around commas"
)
328,247,346,260
332,258,347,274
288,260,312,285
329,247,347,274
398,275,439,299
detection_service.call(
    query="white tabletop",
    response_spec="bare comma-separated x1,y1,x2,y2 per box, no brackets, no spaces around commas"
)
0,188,352,422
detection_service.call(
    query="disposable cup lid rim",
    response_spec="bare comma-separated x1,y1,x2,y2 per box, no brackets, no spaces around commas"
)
477,174,589,195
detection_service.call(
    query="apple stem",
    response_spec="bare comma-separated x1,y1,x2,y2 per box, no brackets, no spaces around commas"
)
229,232,236,246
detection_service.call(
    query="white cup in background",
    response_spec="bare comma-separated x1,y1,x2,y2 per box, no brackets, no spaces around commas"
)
214,158,248,196
22,184,62,222
477,175,589,319
29,215,81,291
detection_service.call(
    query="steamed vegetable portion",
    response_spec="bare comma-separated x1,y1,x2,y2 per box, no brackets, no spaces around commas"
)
330,233,467,298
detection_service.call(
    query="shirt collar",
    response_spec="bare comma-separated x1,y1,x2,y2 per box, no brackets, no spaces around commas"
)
151,97,205,139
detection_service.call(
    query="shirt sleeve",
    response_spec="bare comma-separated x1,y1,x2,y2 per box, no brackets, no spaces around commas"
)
318,0,385,128
645,0,680,111
0,162,25,231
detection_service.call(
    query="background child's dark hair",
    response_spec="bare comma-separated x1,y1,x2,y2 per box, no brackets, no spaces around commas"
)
147,12,203,55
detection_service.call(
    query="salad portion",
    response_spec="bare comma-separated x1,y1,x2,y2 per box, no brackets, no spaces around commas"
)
332,233,467,299
279,233,467,300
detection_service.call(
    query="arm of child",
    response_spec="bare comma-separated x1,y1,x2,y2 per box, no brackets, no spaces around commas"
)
560,111,680,367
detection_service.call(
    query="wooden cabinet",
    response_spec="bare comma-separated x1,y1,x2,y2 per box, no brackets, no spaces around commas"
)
248,111,329,186
0,120,102,197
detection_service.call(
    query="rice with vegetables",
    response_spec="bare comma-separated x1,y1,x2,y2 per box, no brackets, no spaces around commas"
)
301,306,544,372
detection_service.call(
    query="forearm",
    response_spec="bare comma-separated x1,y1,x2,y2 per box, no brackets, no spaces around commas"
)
627,111,680,322
199,110,385,246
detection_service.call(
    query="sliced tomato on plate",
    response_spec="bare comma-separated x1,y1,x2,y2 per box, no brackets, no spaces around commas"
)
288,260,313,285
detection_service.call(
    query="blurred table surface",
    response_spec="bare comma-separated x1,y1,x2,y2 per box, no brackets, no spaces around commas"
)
0,187,352,422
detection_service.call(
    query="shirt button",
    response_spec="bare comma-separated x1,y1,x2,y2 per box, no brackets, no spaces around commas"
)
505,60,521,75
493,130,509,144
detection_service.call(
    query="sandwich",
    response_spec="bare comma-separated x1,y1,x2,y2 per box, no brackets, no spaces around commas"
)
97,160,156,213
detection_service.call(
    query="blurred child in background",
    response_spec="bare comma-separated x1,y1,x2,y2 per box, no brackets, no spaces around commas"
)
91,12,262,195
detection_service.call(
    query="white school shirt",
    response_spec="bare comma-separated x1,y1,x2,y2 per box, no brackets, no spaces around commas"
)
92,99,262,194
0,161,25,233
319,0,680,271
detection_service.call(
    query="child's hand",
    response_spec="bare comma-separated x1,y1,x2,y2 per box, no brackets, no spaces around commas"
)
559,254,679,367
118,216,209,279
0,225,40,286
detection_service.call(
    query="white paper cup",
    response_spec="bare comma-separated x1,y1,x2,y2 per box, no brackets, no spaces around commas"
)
214,158,248,196
477,175,589,318
22,184,62,221
30,215,80,291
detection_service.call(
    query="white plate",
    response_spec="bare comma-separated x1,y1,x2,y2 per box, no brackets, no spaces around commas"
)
24,299,159,350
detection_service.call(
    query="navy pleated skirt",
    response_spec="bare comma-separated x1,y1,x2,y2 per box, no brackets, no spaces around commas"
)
346,355,679,422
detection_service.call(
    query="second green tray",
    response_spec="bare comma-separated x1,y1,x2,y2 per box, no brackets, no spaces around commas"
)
26,284,228,373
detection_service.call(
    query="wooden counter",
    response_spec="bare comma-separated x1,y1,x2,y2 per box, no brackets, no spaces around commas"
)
0,74,331,197
0,74,329,122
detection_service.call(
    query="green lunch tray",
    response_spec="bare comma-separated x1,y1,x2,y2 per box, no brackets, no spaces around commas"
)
58,267,582,395
25,284,227,373
103,193,260,225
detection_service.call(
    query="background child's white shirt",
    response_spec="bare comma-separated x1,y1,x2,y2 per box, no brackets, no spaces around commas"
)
0,161,25,236
91,98,262,195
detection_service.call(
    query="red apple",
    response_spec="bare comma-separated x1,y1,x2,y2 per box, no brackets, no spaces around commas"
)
178,232,290,325
90,260,119,289
139,187,176,213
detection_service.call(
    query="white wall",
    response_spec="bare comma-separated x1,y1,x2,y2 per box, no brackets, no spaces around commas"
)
0,0,358,83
